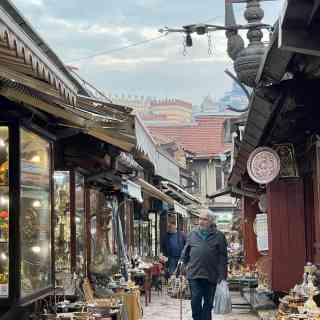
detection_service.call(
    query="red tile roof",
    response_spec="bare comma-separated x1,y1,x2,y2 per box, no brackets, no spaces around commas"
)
148,115,234,157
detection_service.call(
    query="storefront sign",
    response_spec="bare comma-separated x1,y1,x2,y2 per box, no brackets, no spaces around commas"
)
255,213,268,252
122,180,143,203
247,147,281,184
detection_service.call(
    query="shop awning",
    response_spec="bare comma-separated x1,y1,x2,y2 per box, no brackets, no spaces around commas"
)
122,180,143,203
161,181,202,206
174,201,188,218
135,178,174,205
135,116,180,184
207,186,258,199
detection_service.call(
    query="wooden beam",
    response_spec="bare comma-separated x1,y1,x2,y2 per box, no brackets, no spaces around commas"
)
0,86,85,125
279,28,320,57
308,0,320,27
87,171,121,184
0,62,62,99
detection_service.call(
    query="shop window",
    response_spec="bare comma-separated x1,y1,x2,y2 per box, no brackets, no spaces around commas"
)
89,190,115,275
20,129,52,297
75,173,85,275
53,171,71,291
149,212,159,257
0,127,9,297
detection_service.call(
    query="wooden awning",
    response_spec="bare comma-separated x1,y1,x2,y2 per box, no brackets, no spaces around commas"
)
161,181,202,206
0,78,136,151
135,178,174,205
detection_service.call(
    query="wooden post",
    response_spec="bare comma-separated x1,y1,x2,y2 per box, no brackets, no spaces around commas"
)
242,197,261,268
267,179,306,292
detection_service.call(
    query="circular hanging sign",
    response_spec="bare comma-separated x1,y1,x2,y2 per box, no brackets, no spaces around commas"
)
247,147,281,185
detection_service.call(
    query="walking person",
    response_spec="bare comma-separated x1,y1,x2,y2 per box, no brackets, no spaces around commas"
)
180,208,228,320
161,213,186,278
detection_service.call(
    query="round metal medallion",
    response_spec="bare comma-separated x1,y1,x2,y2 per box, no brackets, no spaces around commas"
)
247,147,280,184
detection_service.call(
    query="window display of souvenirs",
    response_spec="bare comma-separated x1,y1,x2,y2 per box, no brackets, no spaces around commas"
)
20,129,52,297
89,190,116,276
0,127,9,297
53,171,72,293
75,173,85,276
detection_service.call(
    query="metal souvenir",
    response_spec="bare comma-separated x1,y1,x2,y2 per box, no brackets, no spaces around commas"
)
247,147,281,185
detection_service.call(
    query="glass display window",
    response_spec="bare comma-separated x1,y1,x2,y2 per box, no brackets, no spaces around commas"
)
149,212,160,257
20,128,52,298
134,220,150,257
0,127,9,297
53,171,71,289
75,173,85,275
89,190,115,275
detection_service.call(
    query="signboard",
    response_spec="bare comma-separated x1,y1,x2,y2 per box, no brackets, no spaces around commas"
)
247,147,281,184
255,213,268,252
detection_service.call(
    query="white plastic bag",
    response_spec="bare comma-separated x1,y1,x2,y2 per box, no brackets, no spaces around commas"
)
214,280,232,314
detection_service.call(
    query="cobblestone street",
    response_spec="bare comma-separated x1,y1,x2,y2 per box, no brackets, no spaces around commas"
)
142,291,259,320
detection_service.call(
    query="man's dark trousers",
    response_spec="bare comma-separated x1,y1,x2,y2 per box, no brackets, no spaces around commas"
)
189,279,216,320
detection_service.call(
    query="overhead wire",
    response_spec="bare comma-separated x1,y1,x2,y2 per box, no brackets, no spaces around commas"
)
66,34,169,63
65,13,237,64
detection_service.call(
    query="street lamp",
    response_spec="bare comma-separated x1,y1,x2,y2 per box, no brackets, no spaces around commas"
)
159,0,277,88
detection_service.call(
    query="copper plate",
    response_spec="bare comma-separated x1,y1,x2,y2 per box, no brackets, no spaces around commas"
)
247,147,281,184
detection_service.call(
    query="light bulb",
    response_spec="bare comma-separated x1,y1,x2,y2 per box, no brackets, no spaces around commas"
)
32,200,41,208
31,246,41,253
0,139,5,147
0,253,7,260
30,155,41,163
0,196,8,205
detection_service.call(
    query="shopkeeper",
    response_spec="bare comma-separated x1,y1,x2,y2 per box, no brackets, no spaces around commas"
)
161,214,186,278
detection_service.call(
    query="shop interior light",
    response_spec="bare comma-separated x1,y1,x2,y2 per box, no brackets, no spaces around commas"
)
0,253,7,260
0,139,5,147
31,246,41,254
32,200,42,208
75,216,81,223
30,155,41,163
0,196,8,205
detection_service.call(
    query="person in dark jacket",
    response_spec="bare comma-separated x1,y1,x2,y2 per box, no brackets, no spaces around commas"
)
161,214,186,277
180,208,228,320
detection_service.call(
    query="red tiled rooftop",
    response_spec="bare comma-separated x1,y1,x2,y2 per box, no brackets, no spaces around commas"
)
148,115,233,156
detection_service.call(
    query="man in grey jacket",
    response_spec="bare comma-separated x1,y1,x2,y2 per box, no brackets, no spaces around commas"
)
180,208,228,320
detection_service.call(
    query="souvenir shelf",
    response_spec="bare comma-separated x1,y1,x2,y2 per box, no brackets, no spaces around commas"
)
53,171,72,294
89,189,114,276
53,170,86,296
0,124,54,309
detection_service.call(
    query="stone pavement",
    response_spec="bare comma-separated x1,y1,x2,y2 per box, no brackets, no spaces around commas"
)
142,291,259,320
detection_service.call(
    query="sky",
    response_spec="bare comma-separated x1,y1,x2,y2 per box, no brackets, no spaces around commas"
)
12,0,281,105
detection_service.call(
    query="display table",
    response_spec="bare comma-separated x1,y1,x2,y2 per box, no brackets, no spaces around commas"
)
228,277,258,310
117,290,141,320
130,267,152,306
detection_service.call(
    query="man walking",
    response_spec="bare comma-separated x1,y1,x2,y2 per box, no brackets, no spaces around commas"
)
180,208,228,320
161,214,186,278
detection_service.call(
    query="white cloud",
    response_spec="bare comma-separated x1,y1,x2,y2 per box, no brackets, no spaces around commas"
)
95,56,167,67
16,0,43,6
